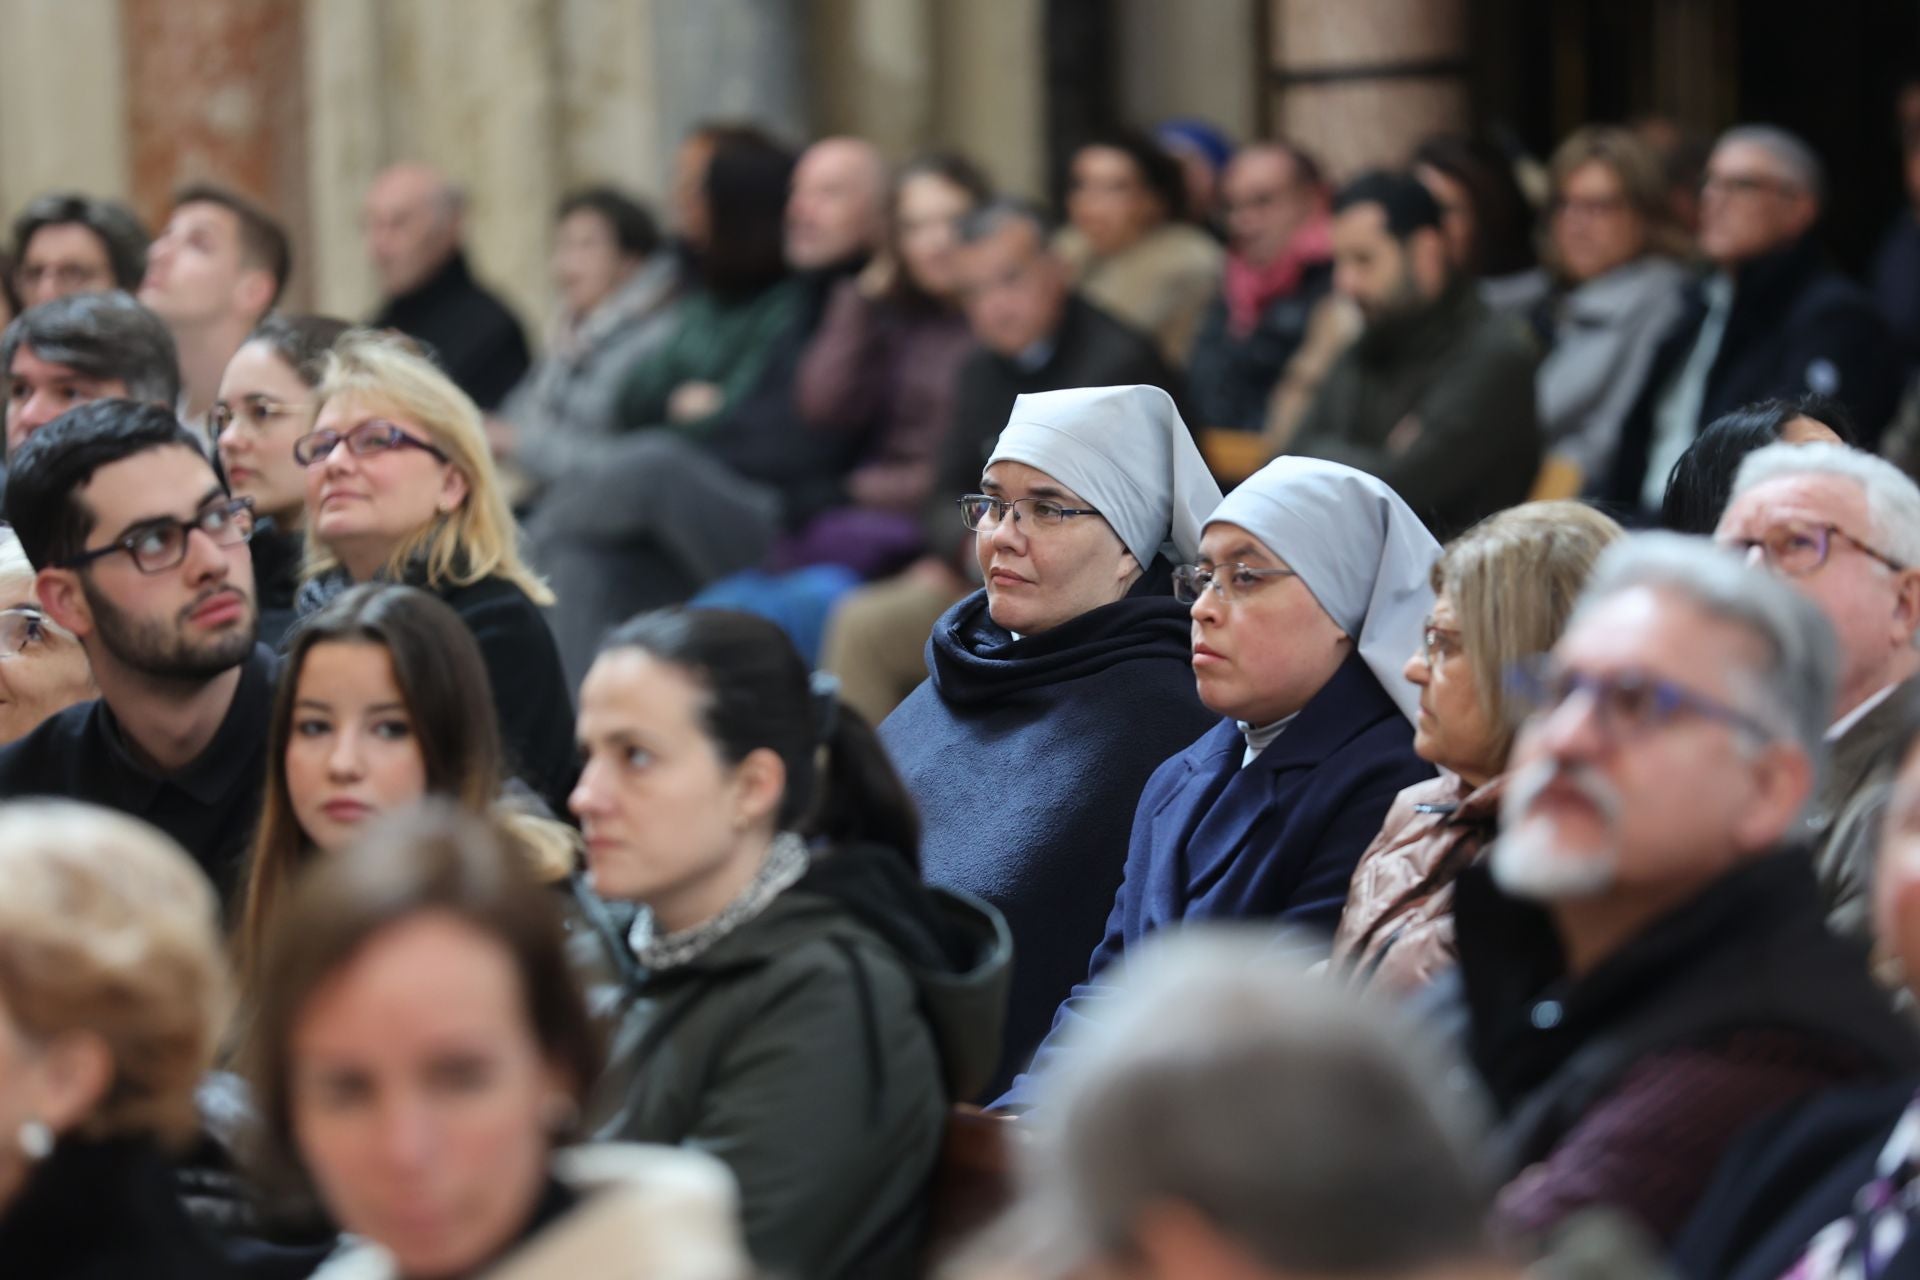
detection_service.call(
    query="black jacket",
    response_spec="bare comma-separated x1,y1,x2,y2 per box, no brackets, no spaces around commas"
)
1598,234,1903,514
0,1138,239,1279
879,561,1218,1097
1456,851,1920,1183
1676,1078,1920,1279
925,294,1185,564
372,251,531,410
1185,260,1334,430
249,516,303,651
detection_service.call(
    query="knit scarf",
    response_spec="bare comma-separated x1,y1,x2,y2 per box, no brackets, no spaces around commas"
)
1223,209,1333,338
626,832,810,971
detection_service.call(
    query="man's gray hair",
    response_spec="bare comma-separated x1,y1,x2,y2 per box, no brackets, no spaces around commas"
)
0,291,182,429
1732,441,1920,569
1016,928,1491,1277
956,196,1053,247
1718,124,1827,206
1574,532,1838,766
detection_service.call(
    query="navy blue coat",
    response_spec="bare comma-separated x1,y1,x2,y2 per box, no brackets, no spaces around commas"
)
997,652,1434,1108
880,565,1218,1098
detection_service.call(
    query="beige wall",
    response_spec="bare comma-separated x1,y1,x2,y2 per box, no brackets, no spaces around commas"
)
0,0,130,223
1115,0,1260,142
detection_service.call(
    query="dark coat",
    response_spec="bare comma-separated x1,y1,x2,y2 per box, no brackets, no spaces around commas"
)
0,1138,239,1279
371,250,531,410
1599,233,1904,513
586,841,1011,1280
1676,1077,1920,1280
1185,260,1334,431
998,653,1433,1108
1455,851,1920,1240
925,294,1185,565
880,562,1218,1098
249,516,303,651
1289,279,1540,541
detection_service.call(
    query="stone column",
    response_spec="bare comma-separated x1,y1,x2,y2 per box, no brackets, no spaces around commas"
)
1116,0,1260,142
0,0,131,222
1267,0,1470,179
933,0,1046,197
120,0,310,306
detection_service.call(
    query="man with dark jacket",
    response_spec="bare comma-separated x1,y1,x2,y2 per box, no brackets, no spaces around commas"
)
1456,533,1919,1247
1289,171,1539,541
821,199,1184,724
1187,142,1335,431
365,163,530,410
1600,126,1903,517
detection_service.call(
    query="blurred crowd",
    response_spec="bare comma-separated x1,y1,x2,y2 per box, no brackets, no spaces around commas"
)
12,83,1920,1280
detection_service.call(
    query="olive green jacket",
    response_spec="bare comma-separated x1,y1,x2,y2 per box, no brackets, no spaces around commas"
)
583,843,1011,1280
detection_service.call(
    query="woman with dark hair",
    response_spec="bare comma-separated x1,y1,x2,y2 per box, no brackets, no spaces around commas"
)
1412,134,1546,315
1056,130,1223,366
245,801,752,1279
612,127,801,438
234,583,579,1023
573,607,1010,1280
490,185,681,509
213,313,354,645
1658,394,1854,535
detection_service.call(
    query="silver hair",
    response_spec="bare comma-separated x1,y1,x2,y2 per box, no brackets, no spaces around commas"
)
1017,928,1492,1277
1573,532,1838,770
1731,441,1920,569
1717,124,1827,205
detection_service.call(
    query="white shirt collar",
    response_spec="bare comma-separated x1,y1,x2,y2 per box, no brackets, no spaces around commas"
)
1828,681,1901,743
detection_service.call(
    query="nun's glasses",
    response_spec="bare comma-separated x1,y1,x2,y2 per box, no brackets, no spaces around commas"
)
958,495,1101,531
1172,563,1299,604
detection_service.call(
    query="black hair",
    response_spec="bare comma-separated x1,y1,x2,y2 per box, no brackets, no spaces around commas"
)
956,196,1054,247
5,398,217,571
0,291,182,427
1658,396,1859,536
10,191,150,292
1076,129,1190,224
556,185,662,261
1332,170,1444,240
1410,135,1538,277
244,313,355,388
170,183,293,308
598,607,921,862
697,128,795,300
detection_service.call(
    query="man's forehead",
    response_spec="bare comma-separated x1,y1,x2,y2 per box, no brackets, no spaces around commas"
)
1722,471,1866,530
1563,585,1762,678
10,347,89,382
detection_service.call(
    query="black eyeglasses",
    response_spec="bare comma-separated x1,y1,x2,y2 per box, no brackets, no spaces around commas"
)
60,496,256,574
1720,521,1906,577
957,494,1101,532
293,419,449,468
1504,656,1778,746
1172,562,1298,604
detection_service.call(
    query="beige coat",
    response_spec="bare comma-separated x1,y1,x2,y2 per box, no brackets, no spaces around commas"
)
1054,222,1223,368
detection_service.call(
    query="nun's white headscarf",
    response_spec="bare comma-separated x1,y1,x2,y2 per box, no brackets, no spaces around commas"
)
1204,457,1440,724
985,385,1222,568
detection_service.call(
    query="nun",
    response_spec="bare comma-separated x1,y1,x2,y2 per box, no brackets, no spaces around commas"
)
880,384,1222,1098
997,455,1439,1109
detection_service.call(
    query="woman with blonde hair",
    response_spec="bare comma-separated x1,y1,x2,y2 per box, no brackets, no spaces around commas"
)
1535,126,1693,487
1329,500,1624,994
0,800,236,1277
234,584,580,1029
295,329,575,812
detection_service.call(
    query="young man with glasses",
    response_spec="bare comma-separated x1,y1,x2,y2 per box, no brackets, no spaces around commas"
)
1715,441,1920,936
0,398,273,901
1,290,180,476
1451,532,1919,1247
1601,125,1902,516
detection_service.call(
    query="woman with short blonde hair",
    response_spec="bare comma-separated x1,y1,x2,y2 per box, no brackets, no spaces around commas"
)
0,800,235,1276
297,330,576,813
1330,500,1624,994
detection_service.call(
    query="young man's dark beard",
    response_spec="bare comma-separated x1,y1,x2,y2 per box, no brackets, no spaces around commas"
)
83,579,257,685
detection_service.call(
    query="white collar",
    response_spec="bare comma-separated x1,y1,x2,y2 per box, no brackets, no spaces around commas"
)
1829,681,1901,743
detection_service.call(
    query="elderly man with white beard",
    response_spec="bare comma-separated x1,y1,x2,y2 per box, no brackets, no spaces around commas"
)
1447,532,1920,1250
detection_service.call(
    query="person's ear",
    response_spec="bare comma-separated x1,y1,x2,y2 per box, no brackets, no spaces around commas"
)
29,1029,114,1138
35,568,92,641
1890,566,1920,647
234,268,275,323
730,746,787,831
1735,740,1816,853
437,464,471,515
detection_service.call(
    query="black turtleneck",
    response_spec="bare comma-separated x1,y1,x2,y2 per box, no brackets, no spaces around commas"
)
371,250,531,410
